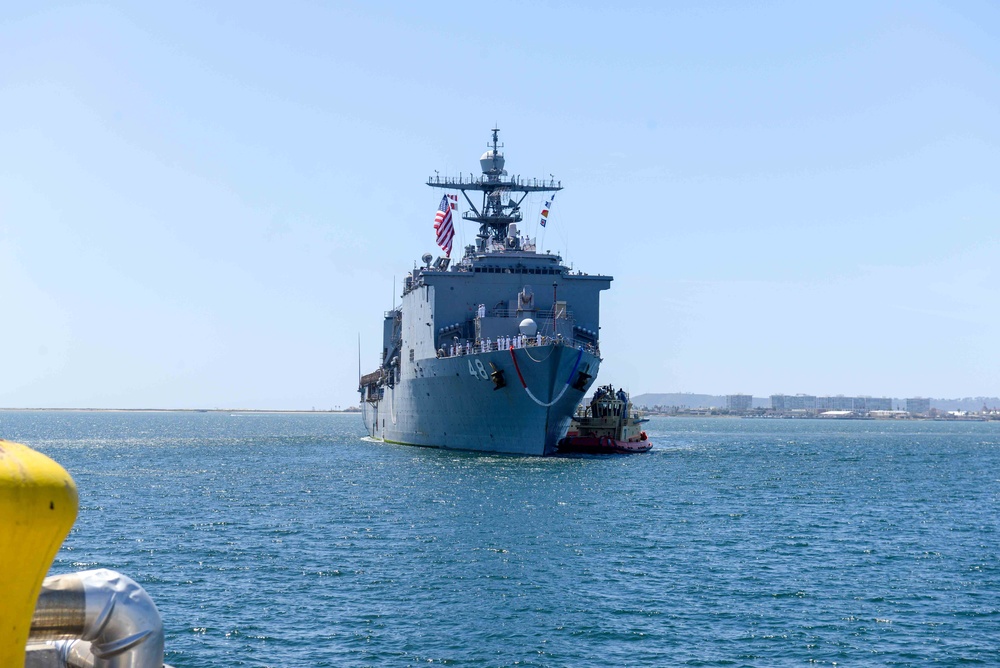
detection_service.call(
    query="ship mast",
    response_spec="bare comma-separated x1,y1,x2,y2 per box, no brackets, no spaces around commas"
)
427,128,561,245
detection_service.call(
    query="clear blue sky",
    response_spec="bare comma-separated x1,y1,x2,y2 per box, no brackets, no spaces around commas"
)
2,1,997,409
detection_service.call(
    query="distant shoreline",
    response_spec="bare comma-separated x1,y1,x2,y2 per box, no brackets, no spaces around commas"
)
0,408,361,414
2,407,994,422
645,413,995,422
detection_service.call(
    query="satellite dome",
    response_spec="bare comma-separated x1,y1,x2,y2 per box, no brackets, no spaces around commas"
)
480,149,505,175
519,318,538,337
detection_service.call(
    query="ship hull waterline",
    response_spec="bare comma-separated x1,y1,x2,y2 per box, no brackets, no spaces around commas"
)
362,344,600,456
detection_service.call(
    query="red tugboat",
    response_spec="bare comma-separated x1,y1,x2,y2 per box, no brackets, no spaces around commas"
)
557,385,652,454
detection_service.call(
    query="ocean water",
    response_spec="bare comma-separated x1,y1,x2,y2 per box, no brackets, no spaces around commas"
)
2,411,998,667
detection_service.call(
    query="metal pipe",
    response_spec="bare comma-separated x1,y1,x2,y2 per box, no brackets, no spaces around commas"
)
29,572,86,640
30,569,165,668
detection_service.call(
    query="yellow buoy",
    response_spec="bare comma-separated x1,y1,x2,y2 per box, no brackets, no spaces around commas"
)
0,439,78,665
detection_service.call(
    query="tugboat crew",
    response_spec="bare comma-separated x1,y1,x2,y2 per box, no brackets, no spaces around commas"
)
617,388,628,417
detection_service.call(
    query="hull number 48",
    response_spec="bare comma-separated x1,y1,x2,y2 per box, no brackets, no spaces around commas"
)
468,358,489,380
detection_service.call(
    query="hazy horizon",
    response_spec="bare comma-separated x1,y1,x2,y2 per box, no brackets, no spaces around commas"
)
5,390,999,413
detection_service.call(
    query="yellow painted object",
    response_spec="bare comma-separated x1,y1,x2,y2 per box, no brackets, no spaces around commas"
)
0,439,78,666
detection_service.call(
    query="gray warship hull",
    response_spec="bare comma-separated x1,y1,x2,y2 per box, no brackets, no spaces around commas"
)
358,129,612,456
362,343,599,456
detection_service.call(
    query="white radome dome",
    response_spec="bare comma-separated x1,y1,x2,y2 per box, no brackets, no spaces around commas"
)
480,149,505,174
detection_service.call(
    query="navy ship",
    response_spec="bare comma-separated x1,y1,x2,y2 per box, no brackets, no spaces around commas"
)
359,130,612,455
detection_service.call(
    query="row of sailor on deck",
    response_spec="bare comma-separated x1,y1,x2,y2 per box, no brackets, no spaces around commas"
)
438,333,546,358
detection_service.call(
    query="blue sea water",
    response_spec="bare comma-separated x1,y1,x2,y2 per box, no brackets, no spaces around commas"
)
2,411,999,667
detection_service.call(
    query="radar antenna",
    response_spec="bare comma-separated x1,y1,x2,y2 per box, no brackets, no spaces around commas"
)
427,129,561,245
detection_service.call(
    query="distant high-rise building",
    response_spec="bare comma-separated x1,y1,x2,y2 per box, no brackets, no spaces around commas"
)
856,396,892,412
771,394,817,411
726,394,753,412
772,394,893,413
906,397,931,415
817,395,854,411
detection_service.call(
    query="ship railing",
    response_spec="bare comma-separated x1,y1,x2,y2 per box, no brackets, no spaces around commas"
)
485,307,576,320
435,336,600,359
427,175,562,189
477,237,538,253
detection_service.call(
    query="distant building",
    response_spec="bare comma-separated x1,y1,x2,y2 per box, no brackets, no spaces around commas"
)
726,394,753,412
870,410,909,419
772,394,893,414
817,395,854,411
771,394,817,411
906,397,931,415
856,396,892,412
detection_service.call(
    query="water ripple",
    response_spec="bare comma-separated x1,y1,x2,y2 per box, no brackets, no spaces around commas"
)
2,411,998,666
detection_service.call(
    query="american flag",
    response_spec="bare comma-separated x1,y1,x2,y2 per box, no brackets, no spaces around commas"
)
434,194,457,256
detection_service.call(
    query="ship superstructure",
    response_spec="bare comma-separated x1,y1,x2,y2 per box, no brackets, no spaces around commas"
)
359,130,612,455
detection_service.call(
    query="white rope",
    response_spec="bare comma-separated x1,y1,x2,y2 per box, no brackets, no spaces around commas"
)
523,383,572,408
522,344,554,363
